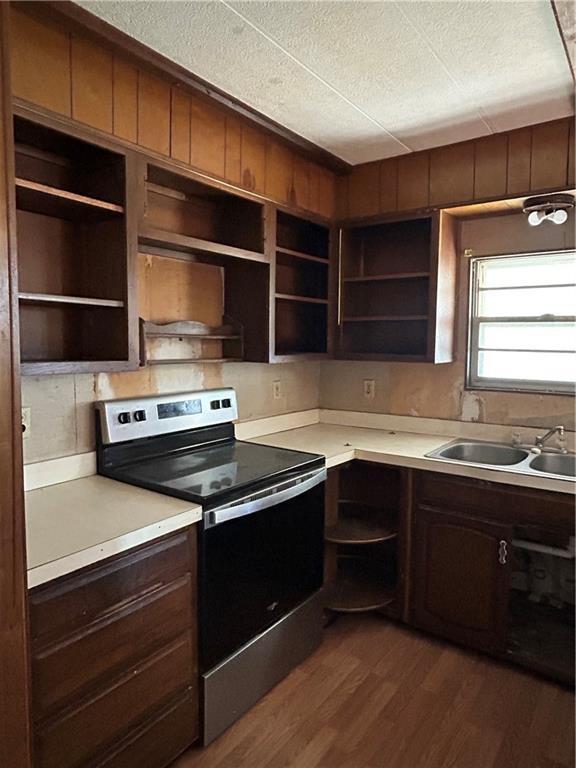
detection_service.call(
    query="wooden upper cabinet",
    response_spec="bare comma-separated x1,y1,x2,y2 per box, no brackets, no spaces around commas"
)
113,58,138,144
411,505,512,654
397,152,429,211
190,98,226,178
347,162,381,219
170,87,191,164
241,125,266,193
14,111,138,375
338,210,457,363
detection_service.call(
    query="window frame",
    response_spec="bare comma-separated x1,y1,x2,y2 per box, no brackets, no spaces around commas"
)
466,249,576,396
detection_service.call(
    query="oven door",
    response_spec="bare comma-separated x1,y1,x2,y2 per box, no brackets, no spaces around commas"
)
199,468,325,672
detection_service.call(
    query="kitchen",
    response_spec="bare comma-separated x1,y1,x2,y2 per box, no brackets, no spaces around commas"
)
1,1,575,767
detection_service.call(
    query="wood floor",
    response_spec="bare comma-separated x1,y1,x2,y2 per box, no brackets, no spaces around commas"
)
175,615,575,768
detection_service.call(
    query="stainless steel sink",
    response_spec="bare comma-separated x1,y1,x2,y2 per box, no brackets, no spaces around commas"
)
432,441,530,466
529,453,576,478
426,438,575,481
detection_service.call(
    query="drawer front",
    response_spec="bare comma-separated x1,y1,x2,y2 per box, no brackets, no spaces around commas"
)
415,471,574,529
33,575,193,717
36,635,194,768
30,531,192,644
93,692,198,768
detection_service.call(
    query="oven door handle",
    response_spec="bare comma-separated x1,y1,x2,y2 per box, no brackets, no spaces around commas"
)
205,467,327,528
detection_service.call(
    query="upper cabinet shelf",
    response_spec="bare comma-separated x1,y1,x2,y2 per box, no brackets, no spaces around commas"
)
15,178,124,220
141,164,265,261
14,114,137,375
273,210,333,360
338,211,457,363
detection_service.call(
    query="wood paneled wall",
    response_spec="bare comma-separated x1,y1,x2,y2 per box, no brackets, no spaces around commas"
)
0,6,32,767
9,6,336,219
339,118,575,220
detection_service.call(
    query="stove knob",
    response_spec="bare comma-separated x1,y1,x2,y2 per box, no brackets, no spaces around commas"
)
118,411,131,425
210,481,222,490
133,410,147,422
222,398,231,408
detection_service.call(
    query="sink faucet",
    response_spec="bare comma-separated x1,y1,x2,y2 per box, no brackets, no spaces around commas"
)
534,425,566,452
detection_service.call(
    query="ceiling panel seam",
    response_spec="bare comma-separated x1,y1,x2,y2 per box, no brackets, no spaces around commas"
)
218,0,414,153
392,0,496,135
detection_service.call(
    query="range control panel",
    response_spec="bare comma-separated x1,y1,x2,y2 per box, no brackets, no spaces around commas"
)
96,388,238,444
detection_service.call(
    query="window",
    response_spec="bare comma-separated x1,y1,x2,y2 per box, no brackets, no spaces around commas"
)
467,250,576,394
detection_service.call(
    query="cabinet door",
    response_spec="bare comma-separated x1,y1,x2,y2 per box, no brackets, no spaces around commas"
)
411,505,512,654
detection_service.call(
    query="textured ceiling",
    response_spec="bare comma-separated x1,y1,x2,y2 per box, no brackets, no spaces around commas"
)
78,0,574,165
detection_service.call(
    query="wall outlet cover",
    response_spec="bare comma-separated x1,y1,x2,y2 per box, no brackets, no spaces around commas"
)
273,380,282,400
363,379,376,400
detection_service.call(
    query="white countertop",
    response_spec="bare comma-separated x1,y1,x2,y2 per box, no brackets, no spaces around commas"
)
26,475,201,589
249,423,575,495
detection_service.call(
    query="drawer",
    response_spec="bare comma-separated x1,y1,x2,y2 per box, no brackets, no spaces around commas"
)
93,691,198,768
33,575,194,717
36,634,195,768
30,530,193,644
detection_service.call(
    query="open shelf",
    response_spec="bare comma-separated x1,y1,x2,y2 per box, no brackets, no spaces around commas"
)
275,296,328,356
143,165,265,258
273,210,331,358
275,293,328,305
340,318,428,357
15,178,124,221
325,556,395,613
19,292,124,308
14,116,132,375
140,318,244,366
343,272,430,282
338,212,457,362
325,517,397,545
276,247,329,265
140,226,267,264
277,210,329,260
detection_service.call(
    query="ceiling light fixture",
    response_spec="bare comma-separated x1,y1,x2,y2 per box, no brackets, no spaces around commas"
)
523,194,574,227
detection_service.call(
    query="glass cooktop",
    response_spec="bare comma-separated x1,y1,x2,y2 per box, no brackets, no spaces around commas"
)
107,439,322,505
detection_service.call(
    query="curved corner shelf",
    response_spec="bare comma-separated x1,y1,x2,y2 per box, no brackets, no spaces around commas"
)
325,557,395,613
325,517,397,545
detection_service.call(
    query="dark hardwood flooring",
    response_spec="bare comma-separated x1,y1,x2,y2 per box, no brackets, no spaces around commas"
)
175,615,575,768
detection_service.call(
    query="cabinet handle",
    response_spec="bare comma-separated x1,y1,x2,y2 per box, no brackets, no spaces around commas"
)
498,539,508,565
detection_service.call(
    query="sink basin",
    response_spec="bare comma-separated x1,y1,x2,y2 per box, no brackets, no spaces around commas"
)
434,442,529,466
529,453,576,478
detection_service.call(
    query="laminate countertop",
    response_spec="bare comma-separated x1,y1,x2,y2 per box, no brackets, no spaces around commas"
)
26,475,201,589
248,423,575,495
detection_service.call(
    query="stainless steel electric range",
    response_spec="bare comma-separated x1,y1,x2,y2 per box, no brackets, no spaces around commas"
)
96,388,325,744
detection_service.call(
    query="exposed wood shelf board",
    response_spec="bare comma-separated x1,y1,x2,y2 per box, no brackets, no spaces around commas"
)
276,247,329,265
147,358,242,365
343,272,430,282
275,293,329,305
15,178,124,217
325,518,398,545
139,226,268,264
18,292,124,308
342,315,428,322
336,353,429,362
141,319,241,340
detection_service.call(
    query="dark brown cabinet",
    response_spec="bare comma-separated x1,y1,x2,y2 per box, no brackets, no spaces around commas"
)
29,530,199,768
411,470,574,683
337,210,457,362
411,504,512,654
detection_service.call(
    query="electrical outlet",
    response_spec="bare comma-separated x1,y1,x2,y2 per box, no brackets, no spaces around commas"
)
21,407,31,440
273,380,282,400
363,379,376,400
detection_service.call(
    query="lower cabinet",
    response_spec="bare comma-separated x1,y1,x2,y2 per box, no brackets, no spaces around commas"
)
29,529,199,768
411,471,575,683
411,504,512,654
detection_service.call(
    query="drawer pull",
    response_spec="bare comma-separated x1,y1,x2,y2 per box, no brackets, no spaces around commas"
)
498,540,508,565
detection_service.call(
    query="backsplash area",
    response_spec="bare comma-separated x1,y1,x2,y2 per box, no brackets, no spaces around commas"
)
22,362,321,464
